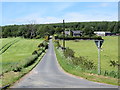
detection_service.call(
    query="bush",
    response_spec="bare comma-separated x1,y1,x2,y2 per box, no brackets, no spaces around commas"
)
12,55,38,72
32,50,38,55
43,41,48,49
72,56,96,70
104,70,109,76
23,55,38,68
64,48,75,58
35,35,41,39
54,40,61,48
85,60,96,70
38,40,49,49
38,43,44,47
74,40,79,42
103,70,118,78
13,65,22,72
72,57,83,65
110,60,119,67
109,71,118,78
56,46,96,70
37,50,43,55
44,35,49,41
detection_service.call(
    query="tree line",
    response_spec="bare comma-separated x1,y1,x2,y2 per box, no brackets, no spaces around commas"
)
1,21,119,38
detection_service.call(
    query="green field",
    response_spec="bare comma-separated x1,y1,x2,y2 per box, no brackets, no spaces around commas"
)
0,37,44,87
60,36,118,73
0,38,19,47
1,37,43,73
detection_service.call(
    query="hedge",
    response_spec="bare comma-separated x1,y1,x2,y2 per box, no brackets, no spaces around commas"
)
55,36,102,40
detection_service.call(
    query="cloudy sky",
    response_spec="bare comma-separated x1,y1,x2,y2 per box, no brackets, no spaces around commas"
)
1,2,118,26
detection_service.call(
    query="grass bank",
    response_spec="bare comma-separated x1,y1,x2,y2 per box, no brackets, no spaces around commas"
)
55,47,118,85
59,36,118,75
55,36,118,85
0,37,48,88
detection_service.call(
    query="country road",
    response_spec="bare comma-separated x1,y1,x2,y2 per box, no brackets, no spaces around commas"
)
12,39,117,88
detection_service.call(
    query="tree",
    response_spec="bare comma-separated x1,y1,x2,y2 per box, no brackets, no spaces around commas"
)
3,26,12,37
17,25,27,37
55,27,63,34
47,25,55,35
28,20,36,39
0,26,2,38
83,25,94,37
36,25,46,38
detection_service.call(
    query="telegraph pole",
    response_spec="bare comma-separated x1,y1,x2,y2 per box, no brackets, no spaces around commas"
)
63,20,65,51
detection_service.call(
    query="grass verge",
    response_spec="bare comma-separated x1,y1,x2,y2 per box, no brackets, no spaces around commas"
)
1,52,46,88
54,47,119,86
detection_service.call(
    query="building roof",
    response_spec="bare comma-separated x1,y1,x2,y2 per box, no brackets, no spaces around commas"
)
72,30,82,34
94,31,111,33
65,31,70,34
65,30,82,35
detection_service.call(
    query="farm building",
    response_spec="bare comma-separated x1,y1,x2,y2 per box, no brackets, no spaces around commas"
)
65,31,70,36
94,31,111,36
65,30,82,36
72,31,82,36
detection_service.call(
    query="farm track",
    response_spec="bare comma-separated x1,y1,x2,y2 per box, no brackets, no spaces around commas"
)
0,39,20,55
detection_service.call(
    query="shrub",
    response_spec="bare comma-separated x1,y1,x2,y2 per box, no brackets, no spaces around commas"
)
37,50,43,56
54,36,58,39
109,71,118,78
104,70,109,76
12,55,38,72
43,41,48,49
64,48,75,58
54,40,61,48
83,60,95,70
74,40,79,42
44,35,49,41
72,56,96,70
23,55,38,68
110,60,119,67
72,57,83,65
38,43,44,47
32,50,38,55
12,46,46,72
12,65,22,72
38,40,49,49
35,35,41,39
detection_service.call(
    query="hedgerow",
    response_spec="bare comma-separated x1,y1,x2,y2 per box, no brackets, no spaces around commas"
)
55,35,102,40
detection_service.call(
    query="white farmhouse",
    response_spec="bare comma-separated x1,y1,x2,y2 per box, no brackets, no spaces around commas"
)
94,31,111,36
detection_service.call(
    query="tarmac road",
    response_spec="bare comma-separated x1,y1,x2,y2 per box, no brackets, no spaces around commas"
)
12,39,117,88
